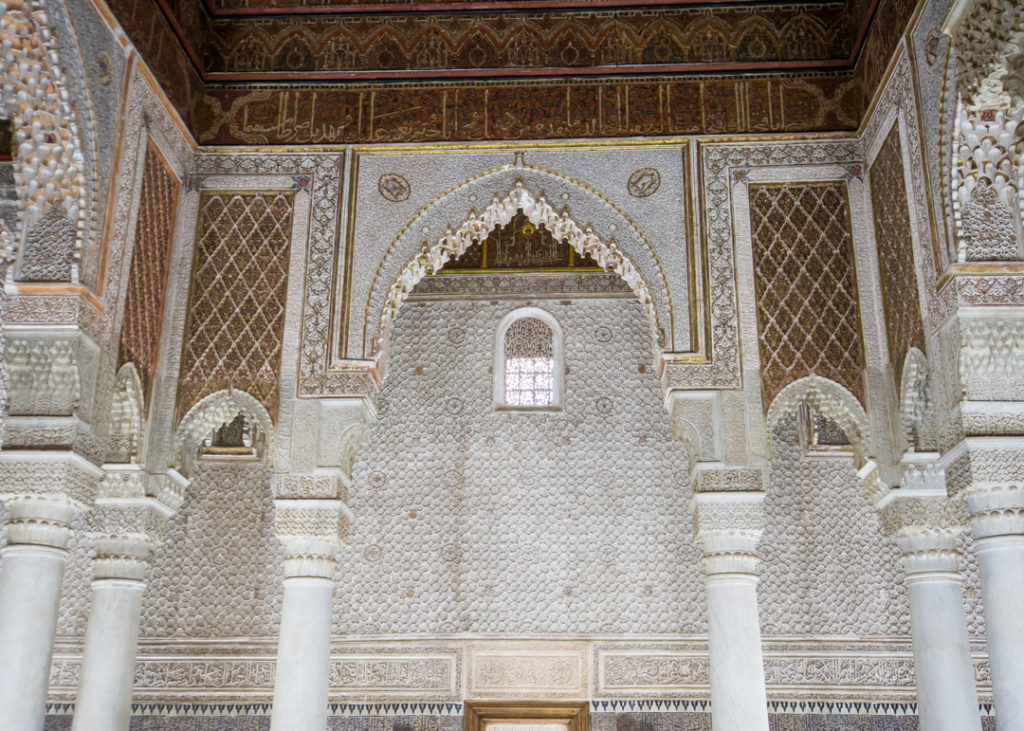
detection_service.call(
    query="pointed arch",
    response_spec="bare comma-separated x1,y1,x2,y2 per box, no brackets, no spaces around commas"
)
766,375,871,464
108,363,145,464
366,174,670,370
174,389,275,478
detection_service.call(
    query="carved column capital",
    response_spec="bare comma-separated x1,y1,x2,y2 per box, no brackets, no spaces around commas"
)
966,483,1024,539
273,471,352,579
0,450,101,550
691,471,766,579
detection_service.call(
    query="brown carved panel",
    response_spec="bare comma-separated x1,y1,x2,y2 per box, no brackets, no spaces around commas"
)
177,191,294,422
205,7,851,74
870,126,925,375
197,75,860,145
118,141,181,409
750,182,866,408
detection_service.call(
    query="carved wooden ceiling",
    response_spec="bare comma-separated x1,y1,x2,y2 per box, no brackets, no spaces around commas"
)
109,0,918,143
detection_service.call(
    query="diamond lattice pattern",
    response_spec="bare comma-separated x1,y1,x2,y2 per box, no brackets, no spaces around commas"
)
870,128,925,376
750,182,866,409
118,142,181,409
177,191,294,422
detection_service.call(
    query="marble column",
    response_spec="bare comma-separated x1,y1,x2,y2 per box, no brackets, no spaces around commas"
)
966,484,1024,729
692,471,769,731
0,495,78,731
878,469,981,731
899,530,981,731
71,468,185,731
271,544,337,731
0,453,100,731
72,540,148,731
270,481,351,731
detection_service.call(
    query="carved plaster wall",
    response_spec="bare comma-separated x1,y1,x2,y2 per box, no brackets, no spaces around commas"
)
345,291,697,635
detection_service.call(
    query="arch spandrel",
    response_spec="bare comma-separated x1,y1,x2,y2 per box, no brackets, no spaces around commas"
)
358,166,678,371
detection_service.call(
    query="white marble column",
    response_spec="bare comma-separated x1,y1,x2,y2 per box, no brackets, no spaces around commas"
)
72,537,151,731
967,484,1024,730
0,495,78,731
878,472,981,731
71,467,185,731
0,451,99,731
270,482,351,731
692,473,769,731
270,545,337,731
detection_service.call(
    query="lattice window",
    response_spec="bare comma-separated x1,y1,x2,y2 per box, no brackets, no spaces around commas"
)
504,317,555,406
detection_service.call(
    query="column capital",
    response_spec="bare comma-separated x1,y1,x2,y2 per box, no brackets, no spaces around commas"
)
0,451,102,550
691,480,765,578
273,471,353,579
966,484,1024,540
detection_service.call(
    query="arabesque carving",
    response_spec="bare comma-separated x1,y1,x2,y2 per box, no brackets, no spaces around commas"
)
372,181,662,365
174,389,275,477
952,106,1022,261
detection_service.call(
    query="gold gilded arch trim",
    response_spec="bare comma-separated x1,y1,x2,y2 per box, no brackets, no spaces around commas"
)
362,170,673,368
368,181,664,366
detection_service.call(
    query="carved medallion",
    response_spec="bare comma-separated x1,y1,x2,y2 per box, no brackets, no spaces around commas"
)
627,167,661,197
379,173,411,202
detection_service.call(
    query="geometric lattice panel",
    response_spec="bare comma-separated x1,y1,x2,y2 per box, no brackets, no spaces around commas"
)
177,191,294,422
870,126,925,377
117,140,181,409
749,182,866,408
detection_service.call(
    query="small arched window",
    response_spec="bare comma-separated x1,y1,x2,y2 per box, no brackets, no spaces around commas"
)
495,308,563,410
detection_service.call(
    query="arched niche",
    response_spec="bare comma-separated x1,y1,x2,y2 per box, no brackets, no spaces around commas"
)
173,389,275,478
766,374,872,467
362,169,674,374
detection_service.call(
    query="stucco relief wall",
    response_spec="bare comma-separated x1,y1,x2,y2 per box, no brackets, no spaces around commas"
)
342,290,700,635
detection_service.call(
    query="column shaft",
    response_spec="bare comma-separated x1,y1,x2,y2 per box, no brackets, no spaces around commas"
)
692,485,769,731
974,535,1024,729
705,573,769,731
901,543,981,731
270,576,334,731
0,544,68,731
72,579,145,731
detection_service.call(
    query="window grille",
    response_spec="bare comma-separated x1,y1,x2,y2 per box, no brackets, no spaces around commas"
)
504,317,555,407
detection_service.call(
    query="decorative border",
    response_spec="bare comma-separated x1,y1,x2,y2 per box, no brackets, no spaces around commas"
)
43,701,998,718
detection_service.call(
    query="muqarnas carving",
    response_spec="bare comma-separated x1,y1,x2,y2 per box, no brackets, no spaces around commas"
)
177,191,294,422
749,182,866,408
870,127,925,374
118,141,181,408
